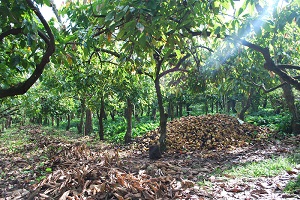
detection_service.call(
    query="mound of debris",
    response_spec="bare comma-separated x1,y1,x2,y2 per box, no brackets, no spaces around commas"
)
134,114,271,153
23,145,200,200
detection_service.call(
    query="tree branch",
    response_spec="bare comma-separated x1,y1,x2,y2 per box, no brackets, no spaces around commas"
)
94,48,120,58
253,82,287,93
0,28,23,40
0,0,55,98
194,45,214,52
158,54,190,79
277,64,300,70
0,107,19,119
239,39,300,91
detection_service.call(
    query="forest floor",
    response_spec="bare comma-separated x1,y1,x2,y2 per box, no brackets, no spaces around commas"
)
0,116,300,199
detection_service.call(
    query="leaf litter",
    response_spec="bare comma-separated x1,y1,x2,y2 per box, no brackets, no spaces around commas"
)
0,114,299,199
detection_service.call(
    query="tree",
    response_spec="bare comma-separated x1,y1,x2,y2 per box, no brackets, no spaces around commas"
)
232,0,300,133
0,0,55,98
85,0,229,152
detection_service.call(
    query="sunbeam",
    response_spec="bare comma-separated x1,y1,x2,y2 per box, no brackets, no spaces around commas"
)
204,0,285,72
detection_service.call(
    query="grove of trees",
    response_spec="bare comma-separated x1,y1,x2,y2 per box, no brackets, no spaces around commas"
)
1,0,300,152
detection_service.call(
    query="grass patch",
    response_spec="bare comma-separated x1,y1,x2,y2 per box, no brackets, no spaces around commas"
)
0,127,30,154
222,155,299,178
284,174,300,194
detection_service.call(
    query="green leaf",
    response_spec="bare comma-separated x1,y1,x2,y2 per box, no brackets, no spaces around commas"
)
136,22,145,32
237,7,244,16
117,20,136,39
43,0,51,7
139,33,147,48
214,26,221,35
105,11,115,22
45,167,52,172
116,10,126,21
27,33,33,46
11,55,21,67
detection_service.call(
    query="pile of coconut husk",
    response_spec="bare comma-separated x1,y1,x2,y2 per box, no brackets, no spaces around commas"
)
133,114,271,153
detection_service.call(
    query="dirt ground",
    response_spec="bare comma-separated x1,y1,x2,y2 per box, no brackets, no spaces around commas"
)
0,125,299,199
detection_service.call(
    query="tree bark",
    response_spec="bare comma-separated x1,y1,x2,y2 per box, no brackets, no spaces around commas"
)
51,116,54,126
238,88,254,121
155,79,168,152
97,96,105,140
151,106,156,121
84,108,93,135
0,1,55,98
280,80,300,134
168,99,175,120
66,114,71,131
56,117,59,128
240,40,300,91
77,98,85,134
110,110,115,121
5,116,12,129
124,98,133,143
186,103,191,116
179,101,183,117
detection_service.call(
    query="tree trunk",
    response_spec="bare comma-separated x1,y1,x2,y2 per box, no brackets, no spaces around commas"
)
238,88,254,121
262,97,268,108
151,107,156,121
134,104,140,122
186,103,191,116
56,117,59,128
1,121,4,132
77,98,85,134
84,108,93,135
43,117,48,125
38,114,42,124
281,81,300,134
140,106,144,117
98,96,105,140
204,99,208,115
168,99,175,120
124,98,133,143
5,116,12,129
110,110,115,121
179,101,183,117
51,116,54,126
155,79,167,152
66,114,71,131
147,105,151,117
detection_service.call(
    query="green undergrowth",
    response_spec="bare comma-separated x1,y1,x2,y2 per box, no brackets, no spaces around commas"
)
222,155,299,178
284,174,300,194
246,109,292,135
198,153,300,190
58,115,159,143
0,127,30,154
104,116,159,143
